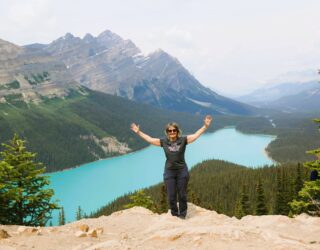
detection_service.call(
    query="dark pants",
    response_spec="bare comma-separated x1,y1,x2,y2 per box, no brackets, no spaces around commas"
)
164,167,189,217
310,170,319,181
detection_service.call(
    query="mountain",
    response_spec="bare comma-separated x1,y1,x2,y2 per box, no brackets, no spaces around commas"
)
36,31,254,115
237,78,320,112
267,86,320,112
133,49,254,114
0,38,80,103
237,80,319,106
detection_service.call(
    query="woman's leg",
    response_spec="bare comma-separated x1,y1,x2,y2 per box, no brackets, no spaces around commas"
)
310,170,319,181
177,168,189,218
164,171,179,216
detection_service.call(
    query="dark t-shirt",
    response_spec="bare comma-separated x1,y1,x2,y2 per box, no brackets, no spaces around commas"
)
160,136,188,170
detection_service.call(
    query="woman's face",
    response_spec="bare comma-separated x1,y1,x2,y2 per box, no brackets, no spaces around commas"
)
167,126,178,141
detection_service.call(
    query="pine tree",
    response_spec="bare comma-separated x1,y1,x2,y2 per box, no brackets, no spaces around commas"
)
0,161,17,224
240,185,250,215
234,198,244,219
290,119,320,216
274,168,282,214
158,184,168,213
59,207,66,225
124,189,155,211
0,134,59,226
188,185,201,206
255,179,268,215
76,206,83,220
274,168,289,215
294,163,304,198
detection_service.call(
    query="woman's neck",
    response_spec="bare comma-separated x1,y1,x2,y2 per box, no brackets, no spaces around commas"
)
169,137,177,142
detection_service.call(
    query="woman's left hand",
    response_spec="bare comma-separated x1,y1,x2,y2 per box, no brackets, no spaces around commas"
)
130,123,140,133
204,115,213,128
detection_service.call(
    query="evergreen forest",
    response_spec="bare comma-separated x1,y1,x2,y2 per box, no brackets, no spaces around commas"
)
92,159,310,218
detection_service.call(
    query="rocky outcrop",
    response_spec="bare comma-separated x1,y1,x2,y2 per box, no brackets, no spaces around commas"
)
0,204,320,249
80,134,131,156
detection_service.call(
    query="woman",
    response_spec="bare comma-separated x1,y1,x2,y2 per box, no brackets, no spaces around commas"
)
130,115,213,219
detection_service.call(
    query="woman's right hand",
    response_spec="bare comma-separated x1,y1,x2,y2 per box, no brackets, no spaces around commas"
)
130,123,140,134
204,115,213,128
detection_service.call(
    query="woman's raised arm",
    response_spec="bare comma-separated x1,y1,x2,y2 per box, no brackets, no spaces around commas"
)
131,123,161,146
187,115,213,144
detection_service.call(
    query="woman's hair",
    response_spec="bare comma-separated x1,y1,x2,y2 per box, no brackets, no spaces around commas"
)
164,122,182,139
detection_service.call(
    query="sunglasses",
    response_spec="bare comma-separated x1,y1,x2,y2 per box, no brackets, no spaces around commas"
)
167,129,177,133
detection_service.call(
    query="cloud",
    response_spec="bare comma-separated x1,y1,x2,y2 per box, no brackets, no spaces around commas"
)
164,27,193,48
0,0,320,94
0,0,57,44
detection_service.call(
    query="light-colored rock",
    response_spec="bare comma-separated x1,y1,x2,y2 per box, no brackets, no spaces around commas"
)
0,246,16,250
47,227,58,233
0,229,10,239
78,224,89,232
80,134,131,155
96,227,104,235
87,229,97,238
121,232,128,240
0,203,319,249
75,231,87,238
17,226,38,235
36,228,42,236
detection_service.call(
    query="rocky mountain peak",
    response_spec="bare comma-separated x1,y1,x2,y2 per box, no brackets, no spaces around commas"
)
98,29,116,38
123,39,138,49
83,33,94,43
0,39,22,60
46,34,83,55
120,39,141,56
64,32,75,40
51,33,81,47
97,29,123,47
148,48,180,65
150,48,168,57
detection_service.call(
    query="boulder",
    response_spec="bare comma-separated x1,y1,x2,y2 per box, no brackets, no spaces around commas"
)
96,227,104,235
78,224,89,232
87,229,97,238
75,231,87,238
0,229,10,239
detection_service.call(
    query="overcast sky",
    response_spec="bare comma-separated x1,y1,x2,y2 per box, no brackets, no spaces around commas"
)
1,0,320,96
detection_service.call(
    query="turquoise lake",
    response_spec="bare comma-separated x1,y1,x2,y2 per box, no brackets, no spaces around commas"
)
48,127,276,224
